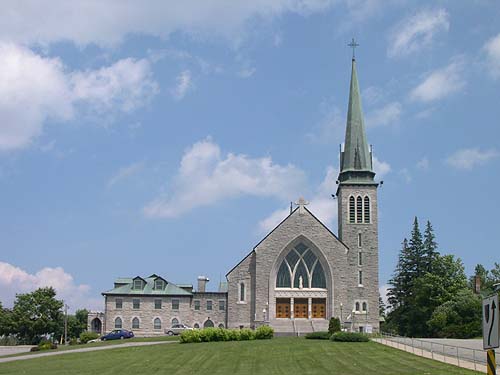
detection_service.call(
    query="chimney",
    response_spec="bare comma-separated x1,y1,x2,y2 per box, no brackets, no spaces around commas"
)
474,275,481,294
197,276,209,293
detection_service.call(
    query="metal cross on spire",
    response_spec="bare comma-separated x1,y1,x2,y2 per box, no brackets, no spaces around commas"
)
348,38,359,60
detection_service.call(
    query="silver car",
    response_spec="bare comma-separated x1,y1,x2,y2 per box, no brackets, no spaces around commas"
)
165,324,192,336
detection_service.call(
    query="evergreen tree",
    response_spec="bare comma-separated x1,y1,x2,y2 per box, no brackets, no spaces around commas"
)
408,217,424,278
422,221,438,272
379,295,386,318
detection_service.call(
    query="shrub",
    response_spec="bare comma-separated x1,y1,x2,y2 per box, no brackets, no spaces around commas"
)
30,346,40,352
255,326,274,340
0,336,19,346
227,329,241,341
239,328,256,341
305,331,331,340
330,332,369,342
79,331,100,344
37,341,58,350
328,317,341,335
69,338,78,345
180,329,201,343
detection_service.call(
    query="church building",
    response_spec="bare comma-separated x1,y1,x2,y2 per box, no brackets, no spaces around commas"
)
88,55,381,336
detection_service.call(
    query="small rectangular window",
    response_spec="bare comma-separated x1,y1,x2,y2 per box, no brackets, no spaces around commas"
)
172,299,179,310
358,252,363,266
133,298,140,309
206,300,213,310
358,233,362,247
219,300,225,311
154,299,162,309
194,300,200,310
358,271,363,286
115,298,122,309
155,280,164,290
133,279,143,290
239,283,245,302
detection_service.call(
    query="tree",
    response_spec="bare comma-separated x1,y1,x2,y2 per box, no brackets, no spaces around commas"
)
0,302,14,336
378,295,386,318
427,289,482,338
11,287,64,344
469,263,500,296
408,217,424,278
422,221,438,273
67,309,89,339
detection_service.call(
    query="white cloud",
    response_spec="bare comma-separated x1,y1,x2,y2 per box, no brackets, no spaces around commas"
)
410,59,465,102
107,162,144,188
258,157,390,233
366,102,402,128
483,33,500,79
446,148,499,170
0,43,158,151
0,1,335,48
388,8,449,58
399,168,412,183
416,157,429,170
307,106,344,144
0,261,102,311
171,70,193,100
143,138,307,218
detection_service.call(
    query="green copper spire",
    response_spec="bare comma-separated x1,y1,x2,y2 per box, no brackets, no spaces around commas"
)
339,58,375,183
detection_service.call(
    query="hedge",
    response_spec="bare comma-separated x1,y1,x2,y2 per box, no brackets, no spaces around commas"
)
305,331,331,340
80,331,100,344
180,326,274,344
330,332,369,342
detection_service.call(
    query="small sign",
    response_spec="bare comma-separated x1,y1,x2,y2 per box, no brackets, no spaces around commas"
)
483,294,499,350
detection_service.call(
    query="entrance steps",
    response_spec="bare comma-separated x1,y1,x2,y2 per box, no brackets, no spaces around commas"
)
270,319,329,336
270,319,294,333
294,319,314,335
311,319,329,332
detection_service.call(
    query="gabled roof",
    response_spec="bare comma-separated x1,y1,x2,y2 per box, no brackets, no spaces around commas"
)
103,275,192,296
226,206,349,277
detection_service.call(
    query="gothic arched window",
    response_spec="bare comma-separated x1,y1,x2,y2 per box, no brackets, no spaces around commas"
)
356,196,363,223
275,243,326,289
349,196,355,223
204,319,214,328
114,317,122,329
362,302,367,312
364,196,370,223
132,317,140,329
171,318,179,326
154,318,161,330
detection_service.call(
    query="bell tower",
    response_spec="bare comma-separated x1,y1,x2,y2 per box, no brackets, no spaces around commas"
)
336,52,380,332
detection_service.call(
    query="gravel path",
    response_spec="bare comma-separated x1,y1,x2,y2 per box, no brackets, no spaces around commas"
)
0,341,175,364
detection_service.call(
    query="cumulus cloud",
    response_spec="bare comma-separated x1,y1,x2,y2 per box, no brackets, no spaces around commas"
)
416,157,429,170
107,162,144,188
258,156,391,233
143,138,307,218
366,102,402,128
410,58,465,102
0,43,158,151
388,8,449,58
0,261,102,311
483,33,500,79
0,1,335,48
171,70,193,100
446,148,499,170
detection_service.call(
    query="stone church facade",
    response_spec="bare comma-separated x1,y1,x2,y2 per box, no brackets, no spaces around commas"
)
89,57,381,335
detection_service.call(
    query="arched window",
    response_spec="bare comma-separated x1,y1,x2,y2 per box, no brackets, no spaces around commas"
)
154,318,161,330
362,302,367,312
194,323,200,329
114,317,122,329
364,196,370,223
171,318,179,326
355,302,360,312
239,282,245,302
132,317,140,329
218,323,224,328
349,196,355,223
356,196,363,223
275,243,326,289
204,319,214,328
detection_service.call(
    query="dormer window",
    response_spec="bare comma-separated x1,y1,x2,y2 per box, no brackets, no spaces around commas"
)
155,279,164,290
133,279,143,290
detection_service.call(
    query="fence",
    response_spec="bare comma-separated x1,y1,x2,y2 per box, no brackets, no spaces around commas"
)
376,332,497,372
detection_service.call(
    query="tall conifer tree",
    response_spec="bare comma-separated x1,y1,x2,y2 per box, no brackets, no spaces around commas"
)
423,220,438,272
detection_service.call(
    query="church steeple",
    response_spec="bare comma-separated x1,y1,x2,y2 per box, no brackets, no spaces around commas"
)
338,56,375,184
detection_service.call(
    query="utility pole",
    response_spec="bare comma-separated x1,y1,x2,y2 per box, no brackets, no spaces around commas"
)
64,303,69,345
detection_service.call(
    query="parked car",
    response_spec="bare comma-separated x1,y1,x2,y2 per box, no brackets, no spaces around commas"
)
101,329,134,341
165,324,192,336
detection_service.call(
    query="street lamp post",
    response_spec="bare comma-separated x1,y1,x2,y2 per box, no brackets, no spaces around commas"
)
340,303,343,331
64,304,69,345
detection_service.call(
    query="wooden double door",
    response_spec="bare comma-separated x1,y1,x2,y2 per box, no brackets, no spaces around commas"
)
312,298,326,319
276,297,327,319
276,298,291,318
294,299,308,318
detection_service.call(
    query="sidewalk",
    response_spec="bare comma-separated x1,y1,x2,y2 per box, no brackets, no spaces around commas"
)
0,341,174,364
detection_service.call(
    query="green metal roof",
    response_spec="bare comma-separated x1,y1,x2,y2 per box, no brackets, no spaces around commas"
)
339,58,375,184
104,276,193,296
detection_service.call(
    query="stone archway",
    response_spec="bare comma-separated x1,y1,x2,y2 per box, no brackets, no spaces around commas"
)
91,318,102,334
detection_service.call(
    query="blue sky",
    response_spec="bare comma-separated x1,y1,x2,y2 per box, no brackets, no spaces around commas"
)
1,1,499,311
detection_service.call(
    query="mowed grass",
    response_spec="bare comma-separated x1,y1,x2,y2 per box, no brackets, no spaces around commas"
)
0,337,479,375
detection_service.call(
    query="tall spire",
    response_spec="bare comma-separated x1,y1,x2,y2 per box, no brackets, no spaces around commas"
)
338,55,375,183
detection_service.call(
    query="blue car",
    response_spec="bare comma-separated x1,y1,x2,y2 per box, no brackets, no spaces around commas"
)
101,329,134,341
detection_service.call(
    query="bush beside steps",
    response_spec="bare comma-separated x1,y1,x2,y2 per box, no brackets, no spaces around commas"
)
180,326,274,343
330,332,369,342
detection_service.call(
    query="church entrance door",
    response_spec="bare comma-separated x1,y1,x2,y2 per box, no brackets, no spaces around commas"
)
294,299,308,318
312,298,326,319
276,298,291,318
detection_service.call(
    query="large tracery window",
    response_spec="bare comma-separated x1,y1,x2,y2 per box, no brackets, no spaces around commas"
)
276,243,326,289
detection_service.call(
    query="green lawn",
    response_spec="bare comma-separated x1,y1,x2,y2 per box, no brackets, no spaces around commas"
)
0,337,479,375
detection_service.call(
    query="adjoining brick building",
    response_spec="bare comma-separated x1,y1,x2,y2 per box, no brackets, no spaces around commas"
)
89,57,381,336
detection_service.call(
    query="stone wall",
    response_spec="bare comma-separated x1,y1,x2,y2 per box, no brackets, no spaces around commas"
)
226,252,255,328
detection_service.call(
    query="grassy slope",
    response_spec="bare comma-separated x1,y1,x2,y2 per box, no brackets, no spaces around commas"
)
0,337,479,375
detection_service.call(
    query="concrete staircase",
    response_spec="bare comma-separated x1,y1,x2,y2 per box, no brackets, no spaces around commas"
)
293,320,314,336
311,319,329,332
270,319,329,336
270,319,295,335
